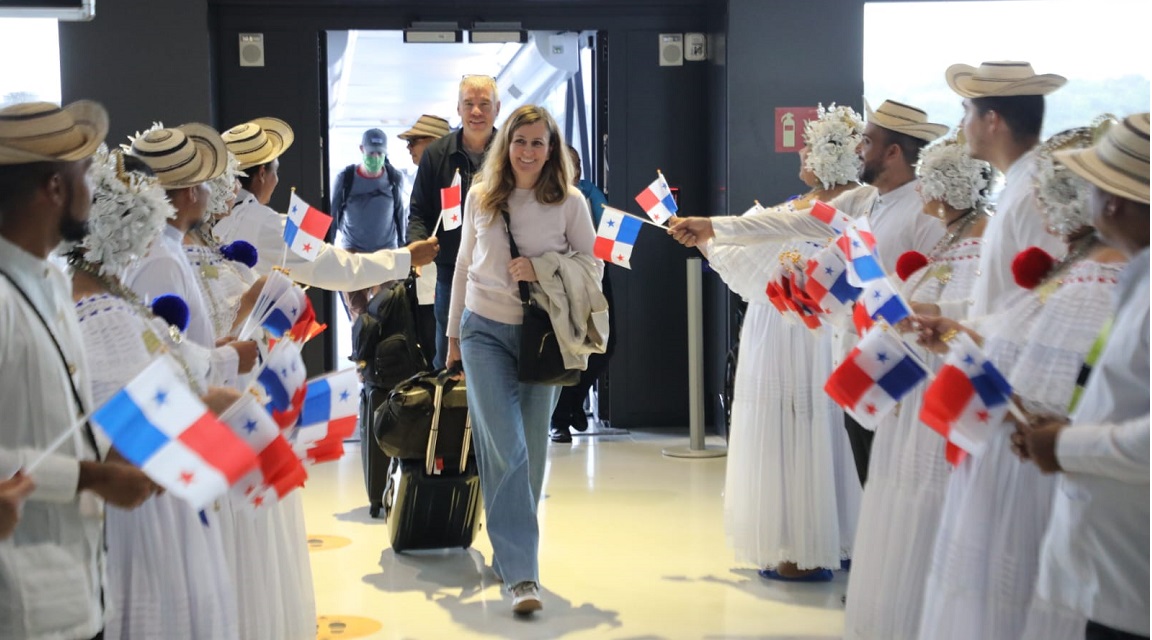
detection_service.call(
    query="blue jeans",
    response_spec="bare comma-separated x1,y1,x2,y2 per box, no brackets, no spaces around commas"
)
458,309,560,586
432,269,454,369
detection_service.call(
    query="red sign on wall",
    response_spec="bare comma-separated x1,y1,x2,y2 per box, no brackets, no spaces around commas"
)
774,106,820,153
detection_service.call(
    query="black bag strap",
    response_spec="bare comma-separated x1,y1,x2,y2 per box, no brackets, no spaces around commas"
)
0,267,101,458
500,210,533,307
385,160,406,246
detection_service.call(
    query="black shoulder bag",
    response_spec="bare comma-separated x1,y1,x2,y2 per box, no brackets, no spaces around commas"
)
500,210,580,386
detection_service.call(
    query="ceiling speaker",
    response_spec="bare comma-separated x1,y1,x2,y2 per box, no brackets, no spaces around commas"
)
239,33,264,67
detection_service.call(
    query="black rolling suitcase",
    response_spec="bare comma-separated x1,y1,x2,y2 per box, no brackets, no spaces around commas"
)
380,369,483,552
360,386,391,518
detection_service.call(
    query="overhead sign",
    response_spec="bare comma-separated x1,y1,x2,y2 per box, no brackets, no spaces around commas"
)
774,106,820,153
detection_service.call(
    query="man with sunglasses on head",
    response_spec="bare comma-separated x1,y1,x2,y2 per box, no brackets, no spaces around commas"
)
407,75,501,369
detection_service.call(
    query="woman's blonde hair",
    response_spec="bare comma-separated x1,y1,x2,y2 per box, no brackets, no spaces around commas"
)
476,105,573,221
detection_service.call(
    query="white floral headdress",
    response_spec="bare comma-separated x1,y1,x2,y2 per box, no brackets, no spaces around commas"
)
916,136,992,212
1034,115,1116,237
80,144,175,277
803,103,865,189
207,150,246,216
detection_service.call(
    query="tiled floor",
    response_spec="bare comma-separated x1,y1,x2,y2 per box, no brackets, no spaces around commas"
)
302,429,847,639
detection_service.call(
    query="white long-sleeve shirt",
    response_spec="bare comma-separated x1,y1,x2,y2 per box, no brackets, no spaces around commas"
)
214,188,411,290
0,235,106,640
1033,247,1150,635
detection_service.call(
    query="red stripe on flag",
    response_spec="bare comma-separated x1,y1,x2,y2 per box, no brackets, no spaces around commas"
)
327,415,358,440
945,441,967,466
593,236,616,262
298,206,332,240
824,349,873,409
178,413,257,484
920,365,976,439
635,188,660,213
272,463,308,497
441,184,461,209
810,201,837,225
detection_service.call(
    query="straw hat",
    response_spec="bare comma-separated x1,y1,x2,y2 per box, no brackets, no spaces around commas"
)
1055,112,1150,205
864,99,949,142
397,114,451,141
128,123,228,189
945,61,1067,98
222,116,294,170
0,100,108,165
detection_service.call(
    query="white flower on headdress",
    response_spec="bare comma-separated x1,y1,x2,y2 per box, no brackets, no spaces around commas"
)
803,103,865,189
80,144,176,278
916,137,992,212
1034,118,1114,237
207,150,246,216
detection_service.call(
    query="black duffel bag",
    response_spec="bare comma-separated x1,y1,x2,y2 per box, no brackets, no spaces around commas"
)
373,369,472,463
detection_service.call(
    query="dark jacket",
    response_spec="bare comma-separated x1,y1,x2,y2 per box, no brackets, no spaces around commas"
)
407,127,495,270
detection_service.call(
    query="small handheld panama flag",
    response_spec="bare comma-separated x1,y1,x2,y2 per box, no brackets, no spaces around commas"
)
91,355,259,510
824,325,929,430
594,206,644,269
634,171,678,224
836,218,884,286
920,332,1015,465
257,339,307,421
292,369,360,464
285,192,332,261
808,201,855,235
804,244,862,315
220,393,306,508
438,169,463,233
860,277,913,326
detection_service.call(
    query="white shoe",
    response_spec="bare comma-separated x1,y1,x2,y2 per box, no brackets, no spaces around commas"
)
511,581,542,615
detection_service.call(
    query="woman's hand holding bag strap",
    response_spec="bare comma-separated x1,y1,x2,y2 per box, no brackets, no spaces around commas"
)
501,210,580,386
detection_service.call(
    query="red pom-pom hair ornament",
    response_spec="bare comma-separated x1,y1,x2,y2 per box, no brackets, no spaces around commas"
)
895,251,930,281
1012,247,1056,289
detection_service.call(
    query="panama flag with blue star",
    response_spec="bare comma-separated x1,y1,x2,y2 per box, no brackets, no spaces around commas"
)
594,206,644,269
291,369,361,464
219,393,307,509
824,325,929,431
91,355,259,510
285,192,332,261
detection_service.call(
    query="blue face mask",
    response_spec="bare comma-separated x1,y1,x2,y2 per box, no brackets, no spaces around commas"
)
362,154,383,173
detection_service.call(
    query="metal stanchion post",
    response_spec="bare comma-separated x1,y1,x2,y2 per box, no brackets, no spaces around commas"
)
663,257,726,458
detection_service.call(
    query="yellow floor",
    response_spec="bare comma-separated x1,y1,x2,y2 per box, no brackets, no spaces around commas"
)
302,430,846,639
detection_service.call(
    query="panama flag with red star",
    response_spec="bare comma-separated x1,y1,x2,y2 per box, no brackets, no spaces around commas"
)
91,355,259,511
594,206,644,269
634,171,678,224
824,324,929,430
920,332,1015,465
285,192,332,261
439,169,463,232
220,393,307,509
291,368,361,464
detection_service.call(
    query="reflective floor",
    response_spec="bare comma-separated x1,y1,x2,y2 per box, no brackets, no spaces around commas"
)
302,429,847,639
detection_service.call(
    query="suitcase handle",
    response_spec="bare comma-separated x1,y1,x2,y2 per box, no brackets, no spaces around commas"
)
426,364,466,476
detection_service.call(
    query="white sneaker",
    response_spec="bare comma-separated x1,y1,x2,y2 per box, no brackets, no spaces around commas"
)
511,581,542,615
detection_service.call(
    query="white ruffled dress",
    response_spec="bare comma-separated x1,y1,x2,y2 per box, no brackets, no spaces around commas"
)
707,200,860,570
843,237,982,639
916,258,1123,640
75,293,240,640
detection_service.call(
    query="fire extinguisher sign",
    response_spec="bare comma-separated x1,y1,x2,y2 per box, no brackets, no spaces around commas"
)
774,107,820,153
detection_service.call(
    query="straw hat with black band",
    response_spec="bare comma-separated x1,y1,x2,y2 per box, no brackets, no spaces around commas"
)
398,114,451,142
127,123,228,190
0,100,108,165
221,117,294,170
1055,112,1150,205
946,61,1067,99
865,99,949,142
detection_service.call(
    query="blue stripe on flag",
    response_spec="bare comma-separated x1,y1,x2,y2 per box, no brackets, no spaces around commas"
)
299,379,331,426
661,193,678,213
852,255,885,282
873,296,911,325
94,391,170,466
258,366,290,410
972,362,1013,406
263,308,293,337
829,274,862,304
284,218,299,246
616,216,643,245
876,356,927,400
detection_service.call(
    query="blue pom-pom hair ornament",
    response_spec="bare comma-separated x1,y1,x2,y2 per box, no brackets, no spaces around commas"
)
150,294,191,332
219,240,258,268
